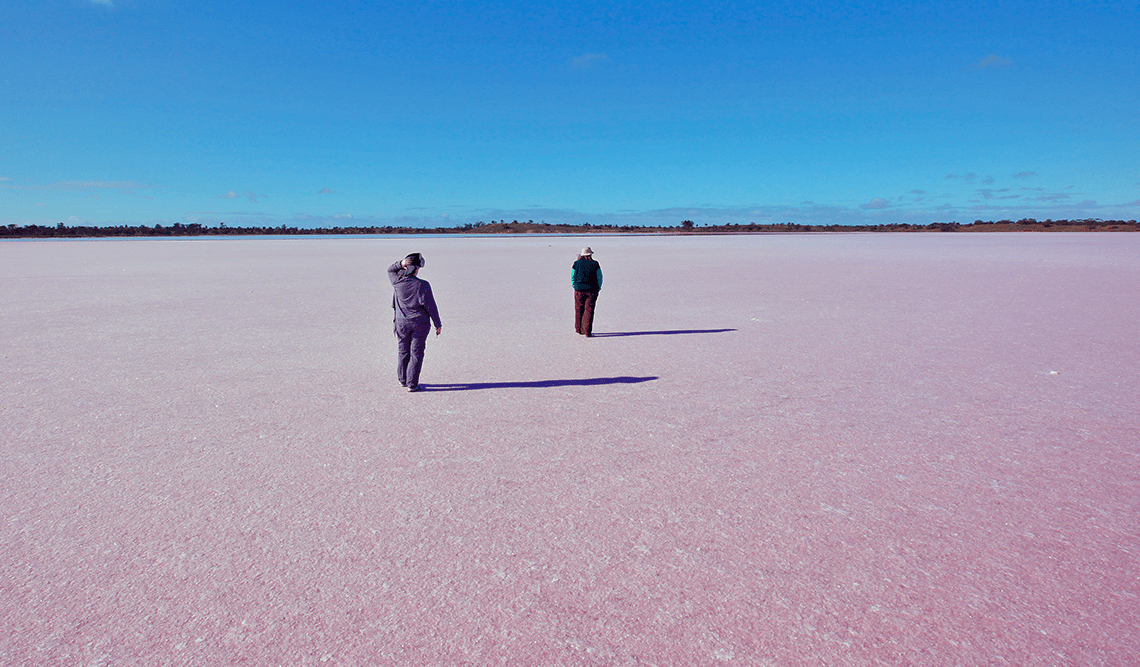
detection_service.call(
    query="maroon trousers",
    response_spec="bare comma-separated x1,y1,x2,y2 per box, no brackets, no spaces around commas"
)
574,290,599,335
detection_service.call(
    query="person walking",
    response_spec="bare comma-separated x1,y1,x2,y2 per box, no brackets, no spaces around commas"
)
571,247,602,336
388,252,442,392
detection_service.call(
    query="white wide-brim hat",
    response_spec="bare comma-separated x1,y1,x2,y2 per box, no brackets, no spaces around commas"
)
580,247,593,256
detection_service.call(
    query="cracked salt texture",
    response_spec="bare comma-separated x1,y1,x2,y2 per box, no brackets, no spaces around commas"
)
2,234,1139,665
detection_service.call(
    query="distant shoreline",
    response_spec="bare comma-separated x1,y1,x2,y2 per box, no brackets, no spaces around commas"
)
2,218,1137,238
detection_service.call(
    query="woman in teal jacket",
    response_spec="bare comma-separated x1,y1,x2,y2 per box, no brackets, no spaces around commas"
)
571,247,602,336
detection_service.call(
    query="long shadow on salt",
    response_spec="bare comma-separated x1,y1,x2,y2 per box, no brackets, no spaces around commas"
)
421,376,658,391
590,328,736,337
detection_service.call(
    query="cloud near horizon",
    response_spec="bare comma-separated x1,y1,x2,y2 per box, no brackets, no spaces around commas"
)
217,190,264,203
154,195,1140,231
977,189,1019,200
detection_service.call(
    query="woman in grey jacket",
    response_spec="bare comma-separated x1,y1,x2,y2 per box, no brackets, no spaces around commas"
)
388,253,442,391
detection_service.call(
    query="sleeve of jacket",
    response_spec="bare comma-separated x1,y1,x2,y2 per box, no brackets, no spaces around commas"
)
570,266,577,287
423,284,442,328
387,261,404,285
597,267,602,289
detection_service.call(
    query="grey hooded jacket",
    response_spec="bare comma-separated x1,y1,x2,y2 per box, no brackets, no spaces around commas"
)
388,262,442,327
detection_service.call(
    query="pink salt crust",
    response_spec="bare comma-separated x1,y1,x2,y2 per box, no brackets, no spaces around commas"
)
2,234,1138,665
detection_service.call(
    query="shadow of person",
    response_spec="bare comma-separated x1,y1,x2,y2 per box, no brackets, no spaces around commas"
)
590,328,736,338
420,376,659,392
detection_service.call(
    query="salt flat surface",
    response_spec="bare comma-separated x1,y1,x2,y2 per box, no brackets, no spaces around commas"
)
2,234,1139,666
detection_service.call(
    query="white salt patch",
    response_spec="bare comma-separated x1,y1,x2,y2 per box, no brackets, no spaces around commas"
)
2,234,1139,665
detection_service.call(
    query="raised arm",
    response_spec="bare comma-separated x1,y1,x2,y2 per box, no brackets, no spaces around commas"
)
387,261,405,285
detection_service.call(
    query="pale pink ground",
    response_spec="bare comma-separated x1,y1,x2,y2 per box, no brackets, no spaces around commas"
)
2,234,1138,666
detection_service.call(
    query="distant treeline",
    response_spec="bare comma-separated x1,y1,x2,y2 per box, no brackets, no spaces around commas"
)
3,218,1137,238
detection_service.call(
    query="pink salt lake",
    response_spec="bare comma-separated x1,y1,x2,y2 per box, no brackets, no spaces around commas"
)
2,234,1138,665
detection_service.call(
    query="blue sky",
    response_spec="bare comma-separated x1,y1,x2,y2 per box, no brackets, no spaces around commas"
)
2,0,1137,228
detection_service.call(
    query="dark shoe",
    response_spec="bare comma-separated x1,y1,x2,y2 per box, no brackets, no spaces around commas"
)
407,385,423,392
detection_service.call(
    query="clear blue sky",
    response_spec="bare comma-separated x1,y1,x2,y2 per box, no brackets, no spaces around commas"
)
3,0,1137,228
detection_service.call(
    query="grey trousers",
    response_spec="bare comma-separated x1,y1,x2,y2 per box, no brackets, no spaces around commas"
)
394,320,431,387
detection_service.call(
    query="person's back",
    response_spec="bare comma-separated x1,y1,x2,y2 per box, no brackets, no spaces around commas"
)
571,256,602,292
389,259,441,327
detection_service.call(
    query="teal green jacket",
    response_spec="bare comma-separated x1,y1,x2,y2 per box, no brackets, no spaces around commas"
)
571,257,602,291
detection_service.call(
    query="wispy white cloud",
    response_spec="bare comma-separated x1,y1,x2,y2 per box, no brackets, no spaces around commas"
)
972,55,1012,69
1011,171,1037,179
317,187,335,194
570,53,609,71
183,210,280,222
164,196,1140,231
977,189,1019,200
217,190,264,203
859,198,892,210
